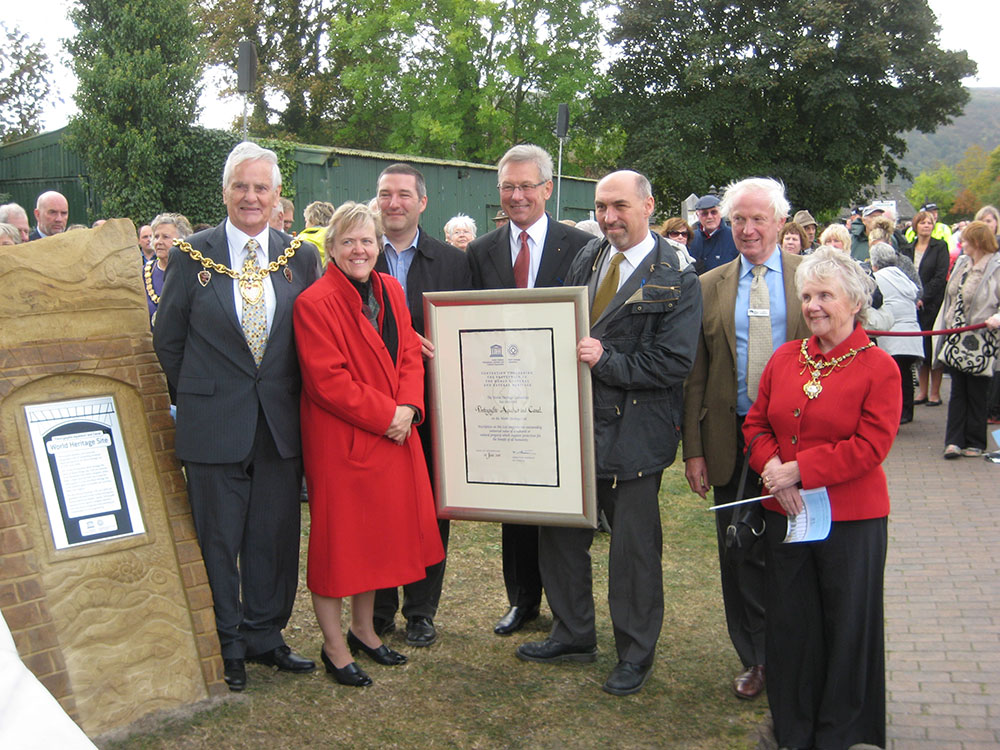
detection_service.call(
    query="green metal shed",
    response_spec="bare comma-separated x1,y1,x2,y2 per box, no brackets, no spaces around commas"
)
0,129,597,241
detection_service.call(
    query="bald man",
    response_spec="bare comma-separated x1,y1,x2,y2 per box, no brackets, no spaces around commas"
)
29,191,69,241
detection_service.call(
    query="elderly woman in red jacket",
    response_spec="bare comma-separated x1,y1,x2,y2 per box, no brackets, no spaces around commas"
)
742,247,901,750
294,202,444,687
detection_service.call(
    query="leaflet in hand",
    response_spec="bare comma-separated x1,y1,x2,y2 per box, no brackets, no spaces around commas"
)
783,487,832,543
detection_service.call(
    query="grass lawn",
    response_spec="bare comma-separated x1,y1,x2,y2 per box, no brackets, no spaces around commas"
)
101,461,769,749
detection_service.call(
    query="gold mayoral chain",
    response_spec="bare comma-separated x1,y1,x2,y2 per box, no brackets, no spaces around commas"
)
798,337,875,400
173,237,302,304
143,259,160,305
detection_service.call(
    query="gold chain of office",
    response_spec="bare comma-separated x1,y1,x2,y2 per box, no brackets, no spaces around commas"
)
173,237,302,304
797,338,875,400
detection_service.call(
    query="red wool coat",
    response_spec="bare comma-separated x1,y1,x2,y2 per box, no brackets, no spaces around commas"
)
294,267,444,598
742,324,901,521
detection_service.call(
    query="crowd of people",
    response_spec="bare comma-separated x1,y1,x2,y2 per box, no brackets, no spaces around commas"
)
5,139,1000,750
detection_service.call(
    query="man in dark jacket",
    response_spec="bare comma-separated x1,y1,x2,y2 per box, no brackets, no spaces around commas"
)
516,170,702,696
372,163,473,648
688,194,738,273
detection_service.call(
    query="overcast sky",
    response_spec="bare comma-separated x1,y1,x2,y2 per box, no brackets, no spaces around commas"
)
7,0,1000,133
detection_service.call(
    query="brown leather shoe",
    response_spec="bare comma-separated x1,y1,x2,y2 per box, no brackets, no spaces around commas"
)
733,664,765,699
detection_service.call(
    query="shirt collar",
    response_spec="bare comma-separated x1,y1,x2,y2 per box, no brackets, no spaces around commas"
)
512,214,548,247
384,227,420,256
615,230,656,266
225,220,270,260
739,246,781,278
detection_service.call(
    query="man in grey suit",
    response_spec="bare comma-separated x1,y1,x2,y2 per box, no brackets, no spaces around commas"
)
517,170,702,696
682,177,810,700
153,141,320,691
467,144,594,636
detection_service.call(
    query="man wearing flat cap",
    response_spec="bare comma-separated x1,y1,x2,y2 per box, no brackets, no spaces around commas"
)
688,194,738,274
792,210,818,252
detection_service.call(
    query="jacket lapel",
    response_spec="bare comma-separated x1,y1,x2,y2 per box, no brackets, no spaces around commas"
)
717,257,740,363
487,225,517,288
779,251,801,340
535,215,567,287
204,223,243,337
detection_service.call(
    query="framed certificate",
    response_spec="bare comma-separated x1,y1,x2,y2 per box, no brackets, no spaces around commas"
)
424,286,597,528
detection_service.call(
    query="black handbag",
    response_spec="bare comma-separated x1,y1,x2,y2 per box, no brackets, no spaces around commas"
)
724,432,767,564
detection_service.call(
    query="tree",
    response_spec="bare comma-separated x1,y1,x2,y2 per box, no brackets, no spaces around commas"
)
65,0,203,221
197,0,615,173
602,0,977,213
906,164,958,215
0,23,53,143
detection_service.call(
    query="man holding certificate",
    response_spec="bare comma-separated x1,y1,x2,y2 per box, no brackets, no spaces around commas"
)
468,144,594,637
516,170,702,696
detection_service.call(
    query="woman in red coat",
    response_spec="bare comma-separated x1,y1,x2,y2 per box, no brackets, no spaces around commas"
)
294,202,444,687
743,247,901,749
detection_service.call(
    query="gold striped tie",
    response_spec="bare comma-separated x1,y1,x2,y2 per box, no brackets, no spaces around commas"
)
591,252,625,325
241,240,268,366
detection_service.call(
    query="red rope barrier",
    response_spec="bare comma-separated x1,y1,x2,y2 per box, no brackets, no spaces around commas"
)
864,323,988,337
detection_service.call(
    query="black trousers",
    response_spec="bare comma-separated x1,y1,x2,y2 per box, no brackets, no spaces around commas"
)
764,511,887,750
501,523,543,610
184,413,302,659
893,354,919,421
373,519,450,622
539,472,664,666
374,420,450,623
944,366,992,450
713,425,766,668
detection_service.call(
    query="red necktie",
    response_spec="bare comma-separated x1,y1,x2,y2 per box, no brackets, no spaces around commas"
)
514,230,530,288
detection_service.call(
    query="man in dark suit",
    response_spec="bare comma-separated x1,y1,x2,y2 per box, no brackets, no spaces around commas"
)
516,170,702,696
153,141,320,691
467,144,594,636
372,163,472,648
682,177,810,701
28,191,69,241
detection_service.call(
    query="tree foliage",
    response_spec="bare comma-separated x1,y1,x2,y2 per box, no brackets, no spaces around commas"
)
65,0,203,221
197,0,617,173
907,143,1000,220
0,23,53,143
602,0,977,213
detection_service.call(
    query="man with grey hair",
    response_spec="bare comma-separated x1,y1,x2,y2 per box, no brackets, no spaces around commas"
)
29,191,69,240
517,170,702,696
154,141,320,692
682,177,810,700
0,203,31,243
468,144,594,637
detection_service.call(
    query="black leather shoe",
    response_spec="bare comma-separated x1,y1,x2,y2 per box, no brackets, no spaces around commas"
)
494,605,540,636
347,630,408,665
516,638,597,663
602,661,652,696
320,647,372,687
247,645,316,673
223,658,246,692
373,616,396,637
405,616,437,647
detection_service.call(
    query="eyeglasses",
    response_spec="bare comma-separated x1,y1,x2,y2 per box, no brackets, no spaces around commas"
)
666,230,688,238
498,181,547,196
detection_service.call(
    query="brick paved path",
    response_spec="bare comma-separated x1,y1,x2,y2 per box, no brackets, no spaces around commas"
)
883,379,1000,749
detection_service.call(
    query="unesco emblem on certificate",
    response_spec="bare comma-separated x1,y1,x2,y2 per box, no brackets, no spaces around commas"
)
458,328,559,487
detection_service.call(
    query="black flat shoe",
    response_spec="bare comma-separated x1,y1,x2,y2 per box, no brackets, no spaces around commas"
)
914,396,927,405
347,630,408,665
320,647,372,687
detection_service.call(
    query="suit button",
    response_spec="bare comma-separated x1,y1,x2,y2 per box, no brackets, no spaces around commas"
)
791,435,798,445
793,408,801,417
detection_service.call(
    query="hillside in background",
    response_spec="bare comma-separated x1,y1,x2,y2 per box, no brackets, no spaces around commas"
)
900,87,1000,181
